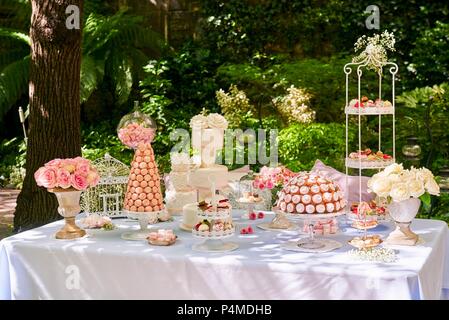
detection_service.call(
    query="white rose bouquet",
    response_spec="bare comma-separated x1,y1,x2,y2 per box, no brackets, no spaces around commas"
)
189,112,228,130
368,163,440,206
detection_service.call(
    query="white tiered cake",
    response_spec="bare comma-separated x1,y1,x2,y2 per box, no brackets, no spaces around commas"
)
165,153,197,215
188,112,229,200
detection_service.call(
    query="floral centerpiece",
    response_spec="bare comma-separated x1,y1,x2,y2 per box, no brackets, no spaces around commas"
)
253,165,296,207
35,157,100,190
367,163,440,245
35,157,100,239
352,30,396,73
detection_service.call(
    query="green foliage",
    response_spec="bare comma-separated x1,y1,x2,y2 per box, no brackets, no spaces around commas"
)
0,137,26,188
396,83,449,172
81,123,133,165
278,123,355,172
217,56,389,123
82,9,163,105
0,55,29,120
139,43,222,157
410,22,449,87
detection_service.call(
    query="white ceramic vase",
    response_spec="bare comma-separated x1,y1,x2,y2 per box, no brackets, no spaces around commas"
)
50,188,86,239
386,197,421,246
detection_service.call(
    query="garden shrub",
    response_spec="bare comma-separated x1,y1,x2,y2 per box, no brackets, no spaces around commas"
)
278,123,355,172
409,22,449,87
216,85,256,129
0,137,26,188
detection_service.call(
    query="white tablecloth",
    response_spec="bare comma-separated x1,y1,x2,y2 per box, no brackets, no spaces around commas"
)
1,212,448,300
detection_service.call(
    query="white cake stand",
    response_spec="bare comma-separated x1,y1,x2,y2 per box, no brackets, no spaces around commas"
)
285,211,345,250
192,208,238,252
192,230,238,252
121,211,160,241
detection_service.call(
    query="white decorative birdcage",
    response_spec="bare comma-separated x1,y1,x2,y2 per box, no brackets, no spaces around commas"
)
80,153,130,217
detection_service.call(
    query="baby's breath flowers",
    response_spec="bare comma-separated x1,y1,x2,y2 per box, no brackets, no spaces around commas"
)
348,247,397,263
352,31,396,73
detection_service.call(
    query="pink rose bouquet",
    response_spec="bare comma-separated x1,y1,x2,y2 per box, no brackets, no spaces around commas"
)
118,123,156,149
253,166,296,206
34,157,100,191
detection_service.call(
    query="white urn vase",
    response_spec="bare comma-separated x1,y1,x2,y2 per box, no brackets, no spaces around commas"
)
50,188,86,239
386,197,421,246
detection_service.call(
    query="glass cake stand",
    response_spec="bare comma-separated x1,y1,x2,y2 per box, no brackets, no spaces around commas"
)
191,206,238,252
285,211,346,249
192,231,238,252
237,199,264,219
121,210,160,240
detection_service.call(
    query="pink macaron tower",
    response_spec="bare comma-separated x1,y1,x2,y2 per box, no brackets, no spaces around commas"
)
123,142,165,213
117,101,162,213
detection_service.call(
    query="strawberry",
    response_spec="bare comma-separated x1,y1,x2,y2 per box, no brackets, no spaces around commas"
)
257,212,265,219
247,226,254,234
383,154,392,159
240,228,248,235
194,222,202,231
249,212,257,220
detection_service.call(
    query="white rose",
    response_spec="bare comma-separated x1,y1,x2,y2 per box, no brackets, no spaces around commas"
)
389,183,410,202
190,114,208,129
425,178,440,196
383,163,404,176
369,177,393,197
207,113,228,129
417,167,434,183
408,179,425,198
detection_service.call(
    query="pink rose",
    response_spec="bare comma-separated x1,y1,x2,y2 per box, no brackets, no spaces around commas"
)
87,170,100,187
71,173,89,190
62,159,77,173
76,163,90,176
56,169,71,189
258,182,265,190
34,167,57,189
45,158,62,169
266,180,274,189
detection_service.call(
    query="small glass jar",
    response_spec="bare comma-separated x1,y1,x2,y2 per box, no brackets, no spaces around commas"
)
402,137,421,159
238,170,260,202
117,101,157,149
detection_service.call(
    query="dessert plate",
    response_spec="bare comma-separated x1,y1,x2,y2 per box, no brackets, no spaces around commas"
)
257,222,299,232
281,238,343,253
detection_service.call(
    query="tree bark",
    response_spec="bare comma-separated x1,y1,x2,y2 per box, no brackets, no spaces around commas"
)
14,0,84,232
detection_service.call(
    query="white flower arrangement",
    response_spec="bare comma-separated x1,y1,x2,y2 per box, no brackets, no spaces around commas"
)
189,112,228,130
352,31,396,73
367,163,440,205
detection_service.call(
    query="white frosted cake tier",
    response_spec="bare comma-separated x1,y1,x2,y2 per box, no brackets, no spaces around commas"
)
345,157,396,169
165,189,197,215
169,171,192,192
188,164,229,189
181,202,200,229
345,106,394,115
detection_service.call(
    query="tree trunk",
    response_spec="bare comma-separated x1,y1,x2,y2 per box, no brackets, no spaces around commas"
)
14,0,83,232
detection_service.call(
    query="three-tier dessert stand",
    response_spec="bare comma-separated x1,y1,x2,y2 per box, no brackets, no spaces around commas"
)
344,49,398,246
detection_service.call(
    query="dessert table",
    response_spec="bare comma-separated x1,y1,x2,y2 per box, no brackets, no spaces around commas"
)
1,211,448,300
